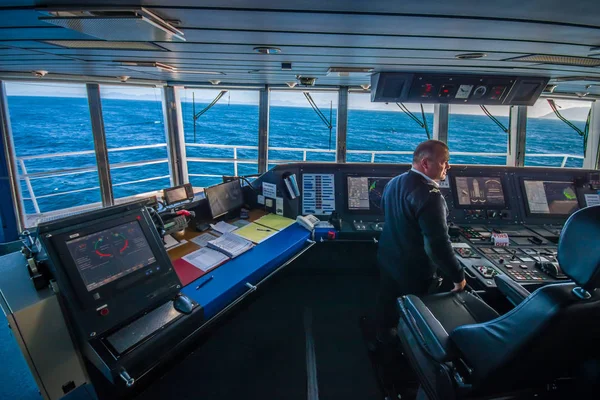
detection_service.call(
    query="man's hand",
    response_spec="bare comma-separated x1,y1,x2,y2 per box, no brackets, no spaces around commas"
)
451,279,467,292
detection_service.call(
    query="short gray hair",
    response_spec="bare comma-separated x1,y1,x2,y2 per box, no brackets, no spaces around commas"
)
412,140,449,164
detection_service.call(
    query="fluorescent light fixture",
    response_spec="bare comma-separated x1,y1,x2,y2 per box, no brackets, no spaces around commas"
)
455,53,487,59
327,67,374,77
254,46,281,55
42,40,166,51
508,54,600,67
116,61,224,75
209,79,221,85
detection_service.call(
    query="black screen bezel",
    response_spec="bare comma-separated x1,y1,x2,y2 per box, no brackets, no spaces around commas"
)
450,173,510,210
205,179,244,218
344,174,395,215
520,178,580,218
49,212,172,311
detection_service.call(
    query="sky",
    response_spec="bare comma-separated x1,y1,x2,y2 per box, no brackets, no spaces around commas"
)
4,81,593,119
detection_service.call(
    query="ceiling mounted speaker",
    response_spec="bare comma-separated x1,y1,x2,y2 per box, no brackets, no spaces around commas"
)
38,7,185,42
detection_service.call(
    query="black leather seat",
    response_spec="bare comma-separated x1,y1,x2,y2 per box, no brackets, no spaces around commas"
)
396,205,600,399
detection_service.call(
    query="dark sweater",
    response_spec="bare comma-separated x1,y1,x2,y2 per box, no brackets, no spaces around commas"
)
377,170,464,284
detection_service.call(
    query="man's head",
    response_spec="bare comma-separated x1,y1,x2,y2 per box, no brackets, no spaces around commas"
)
412,140,451,181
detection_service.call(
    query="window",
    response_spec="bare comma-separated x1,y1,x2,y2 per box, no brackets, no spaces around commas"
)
347,93,431,163
525,98,590,168
269,90,337,167
180,89,259,188
448,105,509,165
100,85,171,199
6,82,100,222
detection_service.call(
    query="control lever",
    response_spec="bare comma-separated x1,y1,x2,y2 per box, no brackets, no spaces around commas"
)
119,368,135,387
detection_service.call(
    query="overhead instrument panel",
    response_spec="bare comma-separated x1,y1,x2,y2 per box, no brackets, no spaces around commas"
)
371,73,549,105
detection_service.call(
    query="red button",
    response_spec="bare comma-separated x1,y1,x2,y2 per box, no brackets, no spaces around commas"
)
327,231,336,240
99,308,109,316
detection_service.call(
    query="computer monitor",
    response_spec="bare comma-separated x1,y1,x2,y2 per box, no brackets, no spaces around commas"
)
163,183,194,206
205,179,245,218
66,220,157,292
347,176,393,213
523,180,579,215
454,176,506,207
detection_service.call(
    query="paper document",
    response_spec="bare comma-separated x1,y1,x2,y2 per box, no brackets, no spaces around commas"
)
207,232,253,258
164,234,187,250
232,219,251,228
585,193,600,207
254,214,295,231
234,222,278,244
210,221,238,234
182,247,229,272
190,232,219,247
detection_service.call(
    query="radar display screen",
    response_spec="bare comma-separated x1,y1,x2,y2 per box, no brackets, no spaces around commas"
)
524,180,578,215
66,221,156,292
347,176,392,212
455,176,505,207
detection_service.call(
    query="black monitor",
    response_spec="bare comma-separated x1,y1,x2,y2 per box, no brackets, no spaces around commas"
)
347,176,393,213
205,179,245,218
163,183,194,206
454,176,506,208
523,180,579,216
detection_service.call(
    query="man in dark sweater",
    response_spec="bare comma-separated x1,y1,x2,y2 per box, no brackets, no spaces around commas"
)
376,140,466,341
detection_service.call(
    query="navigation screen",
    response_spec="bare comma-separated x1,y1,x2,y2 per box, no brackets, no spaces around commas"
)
66,221,156,292
524,180,578,215
455,176,505,207
165,187,187,205
348,177,392,212
205,179,244,218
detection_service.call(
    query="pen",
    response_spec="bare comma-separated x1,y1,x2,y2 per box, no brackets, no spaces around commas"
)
257,228,272,231
196,275,214,290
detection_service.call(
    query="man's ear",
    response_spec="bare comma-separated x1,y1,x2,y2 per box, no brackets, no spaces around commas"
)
420,157,429,170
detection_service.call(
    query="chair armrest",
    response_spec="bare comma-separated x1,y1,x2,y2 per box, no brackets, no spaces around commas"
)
494,274,530,306
397,295,456,362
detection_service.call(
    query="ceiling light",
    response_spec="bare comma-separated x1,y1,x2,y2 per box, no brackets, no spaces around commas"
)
209,79,221,85
117,61,177,72
253,46,281,55
42,40,166,51
286,81,297,88
360,84,371,90
173,70,225,75
576,92,589,97
296,76,317,86
327,67,374,77
31,70,48,77
509,55,600,67
118,75,130,82
455,53,487,60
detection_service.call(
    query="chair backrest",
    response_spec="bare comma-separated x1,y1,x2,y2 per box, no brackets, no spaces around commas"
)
449,206,600,393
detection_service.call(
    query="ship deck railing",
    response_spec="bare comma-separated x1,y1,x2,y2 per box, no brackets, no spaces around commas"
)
17,143,584,226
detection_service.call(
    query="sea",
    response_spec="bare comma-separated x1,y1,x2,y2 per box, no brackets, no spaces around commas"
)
6,96,587,214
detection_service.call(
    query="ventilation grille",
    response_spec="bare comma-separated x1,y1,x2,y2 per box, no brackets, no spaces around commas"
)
42,40,165,51
38,7,184,42
509,55,600,67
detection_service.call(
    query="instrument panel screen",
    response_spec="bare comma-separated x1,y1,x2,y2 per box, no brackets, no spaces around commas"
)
347,176,393,212
455,176,505,207
66,220,156,292
524,180,578,215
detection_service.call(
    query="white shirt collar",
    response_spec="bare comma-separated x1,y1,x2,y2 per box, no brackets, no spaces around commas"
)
410,167,439,187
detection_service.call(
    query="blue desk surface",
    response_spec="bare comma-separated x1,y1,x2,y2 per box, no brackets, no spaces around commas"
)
182,223,310,319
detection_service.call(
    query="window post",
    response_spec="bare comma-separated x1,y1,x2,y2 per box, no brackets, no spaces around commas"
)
86,83,114,207
584,101,600,170
336,87,348,163
258,85,269,174
433,104,449,143
162,86,188,186
0,81,23,239
507,106,527,167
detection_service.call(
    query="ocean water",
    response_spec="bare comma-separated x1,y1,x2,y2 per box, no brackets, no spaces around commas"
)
7,96,586,214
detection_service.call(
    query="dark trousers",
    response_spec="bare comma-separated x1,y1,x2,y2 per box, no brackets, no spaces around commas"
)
375,267,438,341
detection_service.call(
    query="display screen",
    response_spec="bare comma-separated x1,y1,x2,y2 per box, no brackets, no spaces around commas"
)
347,176,393,212
524,180,579,215
66,221,156,292
455,176,505,207
164,184,191,205
205,179,244,218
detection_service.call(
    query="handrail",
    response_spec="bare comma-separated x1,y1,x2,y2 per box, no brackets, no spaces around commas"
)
16,142,585,216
